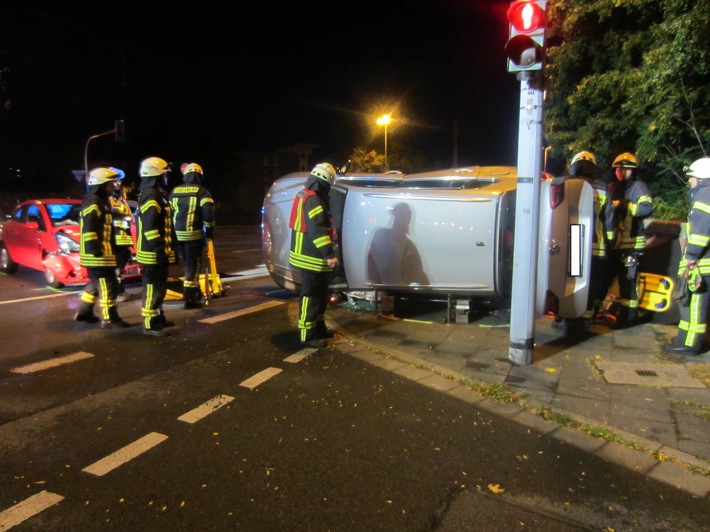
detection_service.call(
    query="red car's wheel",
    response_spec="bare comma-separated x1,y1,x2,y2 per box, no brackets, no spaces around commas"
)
0,243,18,274
44,266,64,288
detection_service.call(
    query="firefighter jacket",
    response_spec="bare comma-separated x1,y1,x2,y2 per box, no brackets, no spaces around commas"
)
288,175,337,273
136,180,176,266
169,175,215,241
605,176,653,251
678,179,710,275
109,194,134,248
80,187,117,268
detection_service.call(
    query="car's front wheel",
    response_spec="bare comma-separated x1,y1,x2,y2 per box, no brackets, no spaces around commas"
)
44,266,64,288
0,243,18,274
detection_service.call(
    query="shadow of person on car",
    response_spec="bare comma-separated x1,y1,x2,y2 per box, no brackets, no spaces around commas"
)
366,202,429,287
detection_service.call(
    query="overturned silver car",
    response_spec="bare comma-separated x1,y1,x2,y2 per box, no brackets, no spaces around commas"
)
261,166,594,318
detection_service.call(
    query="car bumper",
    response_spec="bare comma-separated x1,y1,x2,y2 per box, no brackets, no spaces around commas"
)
42,253,89,286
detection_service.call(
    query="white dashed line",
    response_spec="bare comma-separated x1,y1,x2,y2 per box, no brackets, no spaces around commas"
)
198,300,285,324
82,432,168,477
0,490,64,531
240,367,283,389
10,352,94,374
284,348,317,363
177,394,235,424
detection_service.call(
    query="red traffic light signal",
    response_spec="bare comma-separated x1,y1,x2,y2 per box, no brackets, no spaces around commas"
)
505,0,547,73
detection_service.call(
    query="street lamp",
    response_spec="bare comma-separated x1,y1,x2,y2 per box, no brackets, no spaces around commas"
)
376,114,391,171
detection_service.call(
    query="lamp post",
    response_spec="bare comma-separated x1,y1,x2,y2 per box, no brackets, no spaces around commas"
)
376,114,391,171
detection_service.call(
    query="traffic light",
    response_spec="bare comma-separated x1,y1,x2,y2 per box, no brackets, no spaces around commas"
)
115,119,125,143
505,0,547,73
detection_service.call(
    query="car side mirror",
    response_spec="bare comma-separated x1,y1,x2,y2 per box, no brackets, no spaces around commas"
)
26,221,39,231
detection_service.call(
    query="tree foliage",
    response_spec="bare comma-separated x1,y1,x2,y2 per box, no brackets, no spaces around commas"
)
545,0,710,219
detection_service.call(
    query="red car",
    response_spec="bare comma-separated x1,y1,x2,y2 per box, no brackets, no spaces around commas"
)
0,198,140,288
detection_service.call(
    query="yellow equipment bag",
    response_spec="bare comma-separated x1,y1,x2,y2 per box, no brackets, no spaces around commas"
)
637,272,674,312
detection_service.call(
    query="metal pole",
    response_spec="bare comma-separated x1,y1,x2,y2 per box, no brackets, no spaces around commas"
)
384,123,388,171
508,72,544,366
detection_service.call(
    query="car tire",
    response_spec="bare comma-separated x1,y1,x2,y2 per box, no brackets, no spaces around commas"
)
0,243,18,274
44,267,64,288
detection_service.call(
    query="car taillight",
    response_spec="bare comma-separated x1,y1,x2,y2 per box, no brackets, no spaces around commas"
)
549,182,564,209
55,232,80,254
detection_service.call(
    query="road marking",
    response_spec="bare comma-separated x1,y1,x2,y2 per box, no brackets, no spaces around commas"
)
199,300,284,324
0,291,76,306
10,352,94,374
82,432,168,477
0,490,64,530
177,394,235,424
284,348,317,363
240,367,283,389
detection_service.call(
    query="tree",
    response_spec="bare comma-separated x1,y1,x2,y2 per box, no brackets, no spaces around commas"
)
545,0,710,219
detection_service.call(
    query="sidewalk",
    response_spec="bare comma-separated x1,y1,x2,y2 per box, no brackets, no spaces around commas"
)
326,300,710,498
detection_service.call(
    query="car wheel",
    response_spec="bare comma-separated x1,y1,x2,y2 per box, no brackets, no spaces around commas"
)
0,243,18,274
44,267,64,288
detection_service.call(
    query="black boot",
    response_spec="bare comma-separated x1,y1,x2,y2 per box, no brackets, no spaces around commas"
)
101,307,130,329
75,302,99,323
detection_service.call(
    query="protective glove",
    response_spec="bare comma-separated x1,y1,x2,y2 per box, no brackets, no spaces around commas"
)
687,263,703,292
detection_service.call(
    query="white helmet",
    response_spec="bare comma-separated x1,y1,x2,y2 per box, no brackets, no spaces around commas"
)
139,156,171,177
311,162,336,185
88,167,123,186
569,151,597,177
181,162,203,175
686,157,710,179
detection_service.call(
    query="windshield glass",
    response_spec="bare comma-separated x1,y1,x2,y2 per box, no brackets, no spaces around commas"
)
47,203,81,227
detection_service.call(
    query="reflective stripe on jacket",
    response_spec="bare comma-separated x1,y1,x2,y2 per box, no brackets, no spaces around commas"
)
288,181,335,273
80,191,117,268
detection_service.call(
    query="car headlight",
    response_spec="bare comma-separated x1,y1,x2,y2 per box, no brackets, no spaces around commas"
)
55,232,80,254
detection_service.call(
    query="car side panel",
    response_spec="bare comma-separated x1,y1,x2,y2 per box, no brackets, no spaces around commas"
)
340,188,501,296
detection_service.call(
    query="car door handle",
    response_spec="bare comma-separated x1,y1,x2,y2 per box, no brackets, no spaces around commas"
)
549,240,561,256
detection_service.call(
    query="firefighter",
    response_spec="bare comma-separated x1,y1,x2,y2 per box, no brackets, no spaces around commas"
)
552,151,613,333
289,162,339,348
108,169,135,301
664,157,710,356
75,167,130,328
169,162,215,309
136,156,176,337
598,152,654,328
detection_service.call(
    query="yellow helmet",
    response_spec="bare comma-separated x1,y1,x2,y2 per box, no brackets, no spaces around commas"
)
612,152,638,169
181,162,203,175
139,156,171,177
88,167,123,186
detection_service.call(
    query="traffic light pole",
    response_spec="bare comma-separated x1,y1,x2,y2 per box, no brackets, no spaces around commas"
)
508,72,544,366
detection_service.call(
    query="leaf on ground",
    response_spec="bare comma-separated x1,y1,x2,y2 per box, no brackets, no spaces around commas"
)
487,483,505,494
545,367,557,373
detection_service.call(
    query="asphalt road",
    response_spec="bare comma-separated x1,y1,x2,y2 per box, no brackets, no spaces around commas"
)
1,227,709,530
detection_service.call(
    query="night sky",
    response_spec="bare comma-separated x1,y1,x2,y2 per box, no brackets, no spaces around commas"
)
1,0,520,187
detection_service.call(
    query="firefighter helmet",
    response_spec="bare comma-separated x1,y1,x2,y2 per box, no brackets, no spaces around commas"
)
569,151,597,177
181,162,203,175
139,156,171,177
311,162,336,185
612,152,638,169
686,157,710,180
88,167,123,186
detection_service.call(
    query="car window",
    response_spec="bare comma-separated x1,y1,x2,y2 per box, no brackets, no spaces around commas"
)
26,205,46,231
48,203,81,226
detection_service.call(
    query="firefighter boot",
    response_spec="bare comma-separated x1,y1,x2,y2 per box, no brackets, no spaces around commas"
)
74,301,100,324
101,306,131,329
